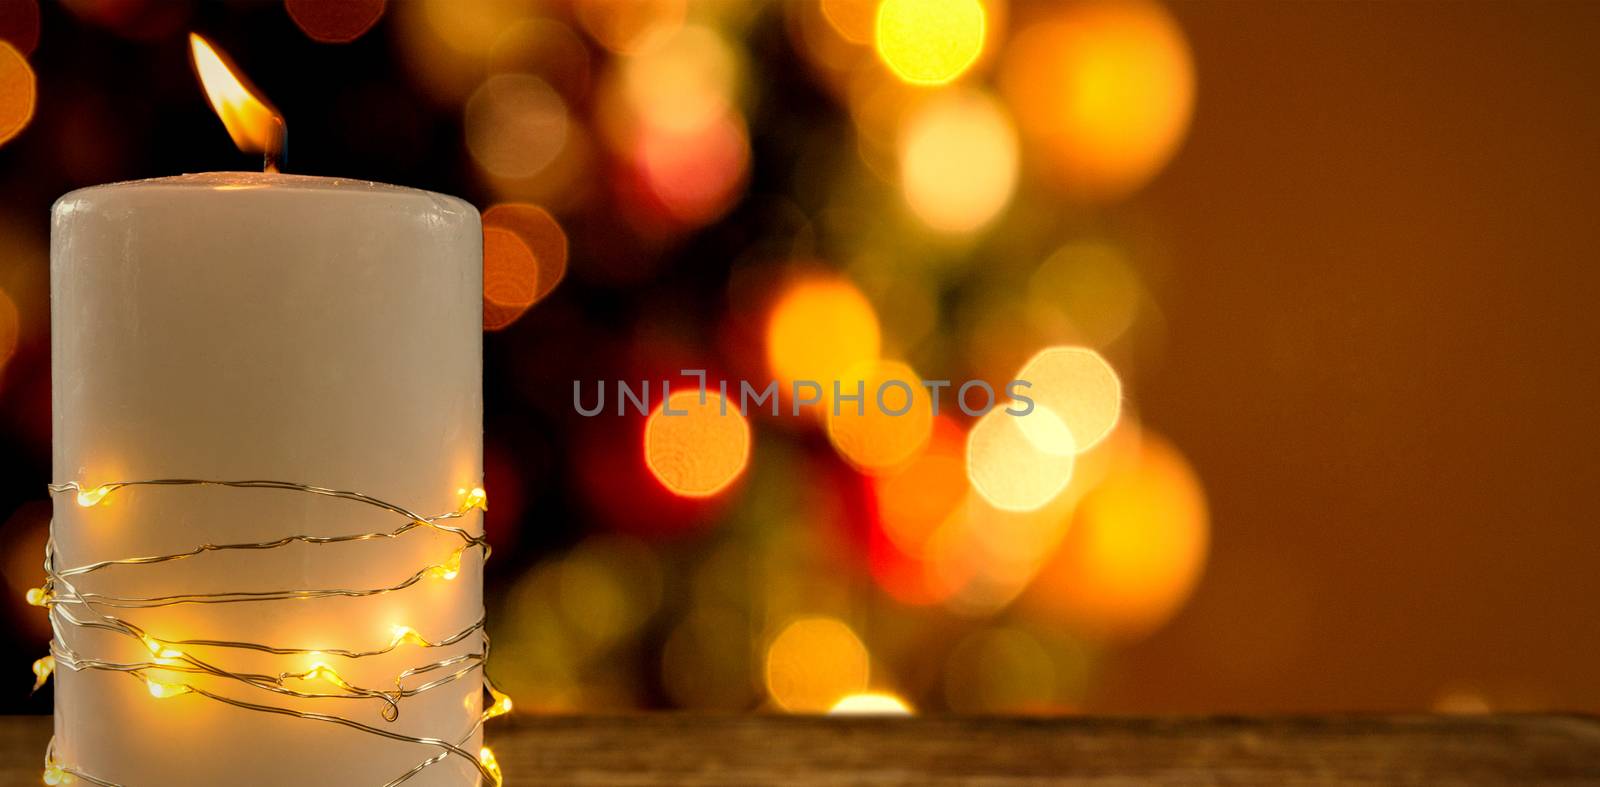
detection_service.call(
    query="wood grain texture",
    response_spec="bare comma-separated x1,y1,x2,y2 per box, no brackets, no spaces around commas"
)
3,714,1598,785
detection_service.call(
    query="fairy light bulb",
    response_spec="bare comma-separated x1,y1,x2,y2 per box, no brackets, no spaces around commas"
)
390,625,429,648
479,747,503,787
139,635,184,660
75,485,111,507
458,486,488,511
31,656,54,692
430,547,465,581
304,662,352,690
483,686,513,721
25,587,49,606
41,762,73,785
145,678,189,699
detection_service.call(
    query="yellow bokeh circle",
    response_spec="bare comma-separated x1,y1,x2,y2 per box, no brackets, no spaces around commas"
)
1000,0,1194,200
826,360,933,474
966,404,1075,512
765,616,870,712
829,691,912,715
1027,431,1208,641
643,390,751,498
765,276,881,405
874,0,986,86
1015,346,1122,454
898,89,1018,234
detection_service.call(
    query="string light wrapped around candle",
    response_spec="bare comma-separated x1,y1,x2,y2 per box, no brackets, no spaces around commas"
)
34,480,509,785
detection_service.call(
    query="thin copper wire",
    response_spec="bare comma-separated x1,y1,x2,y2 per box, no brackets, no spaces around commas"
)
36,479,508,787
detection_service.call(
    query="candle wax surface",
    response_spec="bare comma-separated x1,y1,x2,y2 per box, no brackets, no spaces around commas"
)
50,172,485,785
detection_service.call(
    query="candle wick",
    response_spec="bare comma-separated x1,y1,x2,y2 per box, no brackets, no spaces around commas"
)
264,116,287,174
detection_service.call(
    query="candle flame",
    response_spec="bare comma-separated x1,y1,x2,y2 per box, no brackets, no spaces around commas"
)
189,33,284,171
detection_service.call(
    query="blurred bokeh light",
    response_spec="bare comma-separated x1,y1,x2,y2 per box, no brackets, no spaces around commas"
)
1014,346,1122,454
0,41,34,147
872,415,964,557
825,359,932,473
61,0,187,40
644,389,752,498
1025,240,1143,348
285,0,386,43
0,287,17,371
465,73,569,179
575,0,686,56
1024,429,1208,642
482,202,567,330
897,89,1017,233
830,691,912,715
874,0,985,86
1000,0,1193,200
482,227,540,331
819,0,872,46
766,275,881,409
0,0,39,56
967,404,1075,512
766,616,871,712
943,626,1057,712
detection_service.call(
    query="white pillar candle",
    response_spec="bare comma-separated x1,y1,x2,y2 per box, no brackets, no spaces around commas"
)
47,172,487,785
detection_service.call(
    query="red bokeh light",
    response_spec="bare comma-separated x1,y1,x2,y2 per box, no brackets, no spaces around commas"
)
0,0,39,55
285,0,386,44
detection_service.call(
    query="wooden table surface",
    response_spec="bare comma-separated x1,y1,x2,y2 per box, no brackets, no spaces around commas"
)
4,714,1599,785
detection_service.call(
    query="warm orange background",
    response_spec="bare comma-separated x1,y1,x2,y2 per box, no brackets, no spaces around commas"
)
1114,1,1600,711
